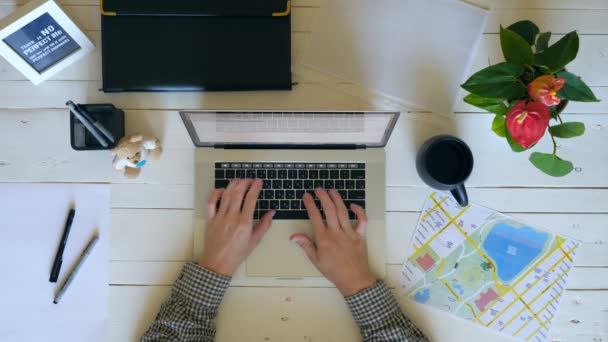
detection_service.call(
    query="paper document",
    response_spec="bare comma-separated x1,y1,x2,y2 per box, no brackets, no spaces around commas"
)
400,192,578,342
0,184,110,342
303,0,488,114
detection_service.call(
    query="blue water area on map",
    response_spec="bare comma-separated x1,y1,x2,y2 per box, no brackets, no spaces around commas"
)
413,288,430,303
482,223,549,282
452,283,464,295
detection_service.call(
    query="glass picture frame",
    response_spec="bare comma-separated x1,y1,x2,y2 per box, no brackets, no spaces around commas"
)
0,0,94,85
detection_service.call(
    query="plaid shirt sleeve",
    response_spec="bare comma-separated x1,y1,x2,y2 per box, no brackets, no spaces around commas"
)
140,262,231,342
345,281,429,342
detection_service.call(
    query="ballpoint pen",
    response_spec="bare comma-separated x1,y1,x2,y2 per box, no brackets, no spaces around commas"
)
49,209,75,283
53,234,99,304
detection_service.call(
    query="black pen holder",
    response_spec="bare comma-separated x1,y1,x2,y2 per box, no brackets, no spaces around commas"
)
70,104,125,151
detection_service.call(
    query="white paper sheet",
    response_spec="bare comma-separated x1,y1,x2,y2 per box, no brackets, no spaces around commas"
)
0,184,110,342
303,0,488,114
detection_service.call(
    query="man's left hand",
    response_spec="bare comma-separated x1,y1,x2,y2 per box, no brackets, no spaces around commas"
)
199,179,274,276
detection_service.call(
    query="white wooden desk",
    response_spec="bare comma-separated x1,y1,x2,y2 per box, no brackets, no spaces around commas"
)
0,0,606,341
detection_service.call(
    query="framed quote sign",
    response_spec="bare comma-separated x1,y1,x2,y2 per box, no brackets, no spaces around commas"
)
0,0,94,84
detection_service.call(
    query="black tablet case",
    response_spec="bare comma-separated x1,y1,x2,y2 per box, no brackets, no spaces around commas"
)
100,0,292,92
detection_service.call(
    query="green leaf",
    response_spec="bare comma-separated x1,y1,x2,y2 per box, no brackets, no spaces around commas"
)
501,27,534,65
557,71,600,102
534,31,579,73
464,94,508,115
461,63,526,99
492,115,506,137
536,64,551,74
507,20,540,45
505,128,526,152
549,122,585,138
529,152,574,177
536,32,551,53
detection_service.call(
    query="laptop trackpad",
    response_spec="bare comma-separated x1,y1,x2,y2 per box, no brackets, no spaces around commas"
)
246,220,321,277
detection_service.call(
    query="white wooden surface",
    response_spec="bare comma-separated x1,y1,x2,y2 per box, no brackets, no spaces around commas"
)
0,0,606,341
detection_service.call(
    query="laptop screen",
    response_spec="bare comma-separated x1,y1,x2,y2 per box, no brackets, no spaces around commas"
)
180,111,400,148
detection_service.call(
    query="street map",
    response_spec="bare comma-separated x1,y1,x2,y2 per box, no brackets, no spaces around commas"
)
400,193,579,342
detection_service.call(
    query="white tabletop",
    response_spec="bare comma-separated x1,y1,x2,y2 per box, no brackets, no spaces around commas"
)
0,0,606,341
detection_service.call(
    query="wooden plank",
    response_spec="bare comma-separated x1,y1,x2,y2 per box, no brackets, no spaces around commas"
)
110,260,608,290
111,184,194,209
107,183,608,214
292,0,322,7
2,109,607,187
493,0,608,9
109,260,334,288
110,209,194,261
0,81,371,110
110,286,172,342
387,188,608,213
0,5,98,29
294,64,608,115
486,9,608,34
566,267,608,290
0,144,194,184
386,265,608,290
110,285,608,342
3,4,608,40
107,209,607,285
110,261,184,286
550,290,608,342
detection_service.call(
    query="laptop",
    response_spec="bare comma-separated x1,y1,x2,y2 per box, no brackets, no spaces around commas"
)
180,110,399,282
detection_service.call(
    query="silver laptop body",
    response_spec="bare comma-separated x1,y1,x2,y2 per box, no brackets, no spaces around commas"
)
181,110,399,284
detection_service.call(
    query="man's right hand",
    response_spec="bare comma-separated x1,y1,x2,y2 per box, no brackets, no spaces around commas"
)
290,188,376,297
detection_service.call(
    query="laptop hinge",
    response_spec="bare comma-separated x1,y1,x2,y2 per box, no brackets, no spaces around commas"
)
217,144,365,150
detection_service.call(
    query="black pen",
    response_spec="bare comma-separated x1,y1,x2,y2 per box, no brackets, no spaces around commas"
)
50,209,75,283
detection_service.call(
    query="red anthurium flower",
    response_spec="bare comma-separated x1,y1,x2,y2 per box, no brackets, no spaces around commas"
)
506,101,551,149
527,75,566,106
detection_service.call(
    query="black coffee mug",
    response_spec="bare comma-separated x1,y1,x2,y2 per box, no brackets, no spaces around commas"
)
416,135,474,207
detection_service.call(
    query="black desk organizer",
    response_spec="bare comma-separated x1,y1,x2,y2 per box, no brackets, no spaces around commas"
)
100,0,293,92
70,104,125,150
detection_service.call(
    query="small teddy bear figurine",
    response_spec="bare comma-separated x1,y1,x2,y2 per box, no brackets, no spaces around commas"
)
111,134,162,178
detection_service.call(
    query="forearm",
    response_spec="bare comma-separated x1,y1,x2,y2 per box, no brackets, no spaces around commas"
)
345,281,429,342
141,262,231,342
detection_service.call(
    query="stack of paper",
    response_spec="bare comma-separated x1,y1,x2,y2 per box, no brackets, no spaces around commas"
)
0,184,110,342
303,0,488,114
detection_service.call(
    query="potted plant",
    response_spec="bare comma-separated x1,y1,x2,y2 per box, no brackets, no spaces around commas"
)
461,20,599,177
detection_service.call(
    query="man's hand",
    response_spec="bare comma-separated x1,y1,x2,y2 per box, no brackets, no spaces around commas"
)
290,188,376,296
199,179,275,276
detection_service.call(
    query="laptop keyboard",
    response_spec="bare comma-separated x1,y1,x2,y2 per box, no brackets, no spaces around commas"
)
215,162,366,220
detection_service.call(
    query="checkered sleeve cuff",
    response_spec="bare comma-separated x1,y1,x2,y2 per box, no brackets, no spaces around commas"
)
173,262,232,309
345,281,401,326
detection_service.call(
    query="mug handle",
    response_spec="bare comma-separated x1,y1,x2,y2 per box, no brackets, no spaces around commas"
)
450,183,469,207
